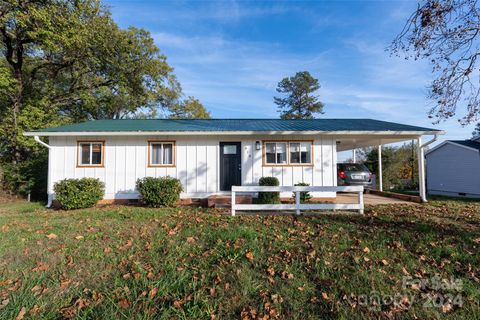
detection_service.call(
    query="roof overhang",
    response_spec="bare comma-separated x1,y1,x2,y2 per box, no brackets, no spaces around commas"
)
24,130,444,137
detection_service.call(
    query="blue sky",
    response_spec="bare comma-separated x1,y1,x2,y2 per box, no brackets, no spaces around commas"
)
106,0,475,144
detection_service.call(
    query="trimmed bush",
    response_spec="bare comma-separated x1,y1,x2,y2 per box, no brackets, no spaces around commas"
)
292,182,312,203
257,176,280,204
136,176,183,207
54,178,105,210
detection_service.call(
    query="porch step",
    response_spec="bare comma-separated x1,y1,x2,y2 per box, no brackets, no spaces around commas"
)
207,195,253,208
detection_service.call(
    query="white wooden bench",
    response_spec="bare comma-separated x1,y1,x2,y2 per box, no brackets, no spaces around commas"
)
231,186,364,216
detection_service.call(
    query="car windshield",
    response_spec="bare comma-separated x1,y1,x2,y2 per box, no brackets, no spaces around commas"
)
339,164,369,172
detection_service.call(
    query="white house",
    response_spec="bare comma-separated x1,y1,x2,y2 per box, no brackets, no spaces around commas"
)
426,138,480,198
24,119,442,206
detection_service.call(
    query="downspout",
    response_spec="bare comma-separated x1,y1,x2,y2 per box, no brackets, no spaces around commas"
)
420,134,438,149
34,136,51,149
33,136,53,207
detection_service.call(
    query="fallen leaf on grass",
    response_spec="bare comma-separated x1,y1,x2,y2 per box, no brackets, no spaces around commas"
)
149,288,158,299
75,235,84,240
119,299,130,309
29,305,41,316
322,292,329,300
245,251,254,262
186,236,195,243
173,300,184,309
32,262,49,272
60,279,72,289
381,259,389,266
0,299,9,309
363,247,370,253
442,303,453,313
104,247,112,254
210,287,217,297
119,239,133,251
16,307,26,320
266,267,275,276
31,285,43,296
46,233,57,239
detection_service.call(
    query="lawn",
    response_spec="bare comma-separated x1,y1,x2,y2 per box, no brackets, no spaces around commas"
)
0,199,479,319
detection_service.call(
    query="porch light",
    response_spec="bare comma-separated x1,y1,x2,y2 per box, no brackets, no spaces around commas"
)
255,141,261,150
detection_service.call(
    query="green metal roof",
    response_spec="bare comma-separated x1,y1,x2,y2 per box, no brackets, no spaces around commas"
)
28,118,442,134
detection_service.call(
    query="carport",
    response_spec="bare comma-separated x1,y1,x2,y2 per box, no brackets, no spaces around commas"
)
335,129,444,202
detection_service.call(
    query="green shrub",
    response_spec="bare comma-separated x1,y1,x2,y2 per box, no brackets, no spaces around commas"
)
136,176,183,207
54,178,104,210
292,182,312,203
257,176,280,204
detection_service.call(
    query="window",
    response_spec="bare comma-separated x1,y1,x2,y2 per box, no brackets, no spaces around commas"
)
289,142,312,164
223,145,237,154
265,142,287,165
264,141,312,166
149,141,175,166
78,141,104,167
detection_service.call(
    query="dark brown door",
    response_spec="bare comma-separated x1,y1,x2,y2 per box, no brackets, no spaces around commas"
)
220,142,241,191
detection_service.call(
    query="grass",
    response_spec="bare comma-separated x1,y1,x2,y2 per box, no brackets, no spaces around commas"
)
0,199,479,319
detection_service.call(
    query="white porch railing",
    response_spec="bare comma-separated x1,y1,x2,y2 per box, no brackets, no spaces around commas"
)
231,186,364,216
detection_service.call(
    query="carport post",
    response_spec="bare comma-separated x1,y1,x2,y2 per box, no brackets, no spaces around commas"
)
378,145,383,192
417,137,427,202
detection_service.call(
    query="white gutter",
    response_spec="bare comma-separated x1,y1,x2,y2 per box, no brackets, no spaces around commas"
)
34,136,51,149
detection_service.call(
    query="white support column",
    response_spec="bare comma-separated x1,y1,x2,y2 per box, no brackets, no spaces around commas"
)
353,149,356,163
378,145,383,192
417,137,427,202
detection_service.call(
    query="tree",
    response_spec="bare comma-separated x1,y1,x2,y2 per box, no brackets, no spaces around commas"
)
360,142,418,190
0,0,181,196
390,0,480,124
274,71,324,119
169,96,211,119
473,123,480,139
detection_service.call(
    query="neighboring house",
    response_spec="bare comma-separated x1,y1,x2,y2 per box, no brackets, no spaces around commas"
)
24,119,442,205
426,138,480,198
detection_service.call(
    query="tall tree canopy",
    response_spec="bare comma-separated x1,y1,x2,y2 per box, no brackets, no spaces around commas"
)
274,71,324,119
390,0,480,124
168,96,211,119
0,0,207,196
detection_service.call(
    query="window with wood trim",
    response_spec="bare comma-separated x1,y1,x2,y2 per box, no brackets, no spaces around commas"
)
78,141,104,167
289,142,312,164
264,141,313,166
265,142,287,165
149,141,175,166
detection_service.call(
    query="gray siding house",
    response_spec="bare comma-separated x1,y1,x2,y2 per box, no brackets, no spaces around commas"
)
426,139,480,198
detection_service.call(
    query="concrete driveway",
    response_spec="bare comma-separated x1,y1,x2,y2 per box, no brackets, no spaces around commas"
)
336,192,416,205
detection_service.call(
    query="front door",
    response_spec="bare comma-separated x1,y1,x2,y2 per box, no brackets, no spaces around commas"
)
220,142,241,191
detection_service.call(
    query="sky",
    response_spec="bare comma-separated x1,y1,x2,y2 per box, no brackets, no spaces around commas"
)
106,0,476,148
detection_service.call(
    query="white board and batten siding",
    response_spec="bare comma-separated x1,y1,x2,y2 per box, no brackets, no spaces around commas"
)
48,135,337,200
426,143,480,198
